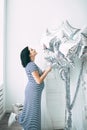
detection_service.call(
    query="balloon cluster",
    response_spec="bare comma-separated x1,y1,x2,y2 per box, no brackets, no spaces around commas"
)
41,20,87,69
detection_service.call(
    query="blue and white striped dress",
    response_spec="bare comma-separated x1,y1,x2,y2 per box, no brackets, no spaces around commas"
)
18,62,44,130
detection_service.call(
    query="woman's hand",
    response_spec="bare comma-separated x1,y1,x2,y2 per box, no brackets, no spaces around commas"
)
45,66,52,73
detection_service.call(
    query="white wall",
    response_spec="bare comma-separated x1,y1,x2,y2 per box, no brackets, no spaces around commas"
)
0,0,6,118
6,0,87,129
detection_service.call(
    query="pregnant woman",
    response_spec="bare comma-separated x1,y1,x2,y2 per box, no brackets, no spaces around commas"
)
8,46,52,130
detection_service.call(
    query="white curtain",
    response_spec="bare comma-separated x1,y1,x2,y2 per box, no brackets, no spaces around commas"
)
41,83,53,130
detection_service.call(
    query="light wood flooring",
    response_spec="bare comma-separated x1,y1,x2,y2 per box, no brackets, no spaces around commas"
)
0,113,63,130
0,113,22,130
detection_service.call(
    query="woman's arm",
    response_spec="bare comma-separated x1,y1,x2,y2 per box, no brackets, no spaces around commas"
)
32,66,52,84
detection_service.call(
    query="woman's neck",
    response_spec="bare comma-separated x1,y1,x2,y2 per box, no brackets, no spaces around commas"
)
30,57,35,62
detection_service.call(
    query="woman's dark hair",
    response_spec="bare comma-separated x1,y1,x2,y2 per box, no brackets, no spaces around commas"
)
20,46,31,67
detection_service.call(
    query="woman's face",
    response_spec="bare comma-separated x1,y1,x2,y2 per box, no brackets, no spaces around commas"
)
29,48,37,57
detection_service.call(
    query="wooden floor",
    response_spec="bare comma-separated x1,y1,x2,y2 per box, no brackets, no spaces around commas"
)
0,113,22,130
0,113,63,130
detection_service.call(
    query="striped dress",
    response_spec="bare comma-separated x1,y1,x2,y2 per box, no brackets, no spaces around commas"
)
18,62,44,130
